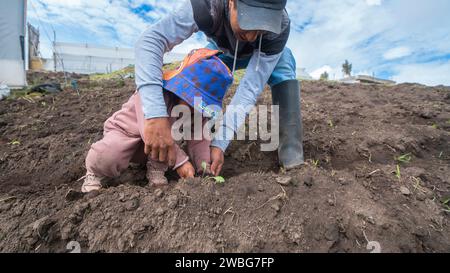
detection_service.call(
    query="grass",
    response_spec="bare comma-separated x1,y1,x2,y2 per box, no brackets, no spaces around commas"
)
8,140,21,145
89,65,135,81
163,61,182,71
395,164,401,180
394,153,412,180
312,159,319,167
442,197,450,213
7,89,31,100
395,153,412,163
7,87,61,101
88,62,186,82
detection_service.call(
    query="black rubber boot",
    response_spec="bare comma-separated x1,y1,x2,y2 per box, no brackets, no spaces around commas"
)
271,79,305,170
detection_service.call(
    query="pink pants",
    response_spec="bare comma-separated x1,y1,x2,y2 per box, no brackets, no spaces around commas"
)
85,92,211,178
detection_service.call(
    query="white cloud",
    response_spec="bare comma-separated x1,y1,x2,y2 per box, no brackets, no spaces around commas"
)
285,0,450,85
366,0,382,6
28,0,199,54
392,61,450,86
27,0,450,86
310,65,338,80
383,46,412,60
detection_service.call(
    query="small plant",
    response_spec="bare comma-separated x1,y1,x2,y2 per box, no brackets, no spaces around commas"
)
312,159,319,167
442,198,450,213
210,176,226,185
202,161,226,185
8,140,20,145
395,153,412,163
201,161,208,178
431,123,438,129
395,165,401,180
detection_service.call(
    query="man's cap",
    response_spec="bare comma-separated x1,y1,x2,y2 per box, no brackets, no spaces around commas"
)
236,0,287,35
163,48,233,119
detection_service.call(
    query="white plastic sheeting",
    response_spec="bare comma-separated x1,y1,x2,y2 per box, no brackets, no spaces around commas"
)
47,42,135,74
45,42,186,74
163,52,186,64
0,0,27,88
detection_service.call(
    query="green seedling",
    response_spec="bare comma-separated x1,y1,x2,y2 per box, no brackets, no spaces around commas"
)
201,161,207,171
201,161,226,185
210,176,226,185
8,140,20,145
442,198,450,213
438,151,444,158
395,165,401,180
201,161,208,178
431,123,438,129
312,159,319,167
395,153,412,163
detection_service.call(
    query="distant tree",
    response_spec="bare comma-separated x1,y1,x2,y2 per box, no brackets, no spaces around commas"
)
342,60,352,77
320,71,329,81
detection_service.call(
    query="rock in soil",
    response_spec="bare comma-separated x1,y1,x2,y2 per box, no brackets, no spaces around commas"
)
400,186,411,196
276,176,292,186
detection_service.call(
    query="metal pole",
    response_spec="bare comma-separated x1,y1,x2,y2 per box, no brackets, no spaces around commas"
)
53,30,56,71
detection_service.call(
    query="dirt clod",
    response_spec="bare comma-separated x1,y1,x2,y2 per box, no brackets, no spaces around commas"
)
400,186,411,196
304,176,314,187
65,189,84,202
167,195,178,209
126,198,140,211
276,176,292,186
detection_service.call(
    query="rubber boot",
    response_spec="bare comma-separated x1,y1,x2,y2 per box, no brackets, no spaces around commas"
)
271,79,305,170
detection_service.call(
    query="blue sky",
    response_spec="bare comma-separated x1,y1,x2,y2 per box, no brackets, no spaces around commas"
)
28,0,450,86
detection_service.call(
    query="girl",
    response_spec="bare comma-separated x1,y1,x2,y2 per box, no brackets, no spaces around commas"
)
81,48,233,193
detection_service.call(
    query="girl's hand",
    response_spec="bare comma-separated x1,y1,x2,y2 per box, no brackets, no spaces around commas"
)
176,161,195,179
211,147,224,176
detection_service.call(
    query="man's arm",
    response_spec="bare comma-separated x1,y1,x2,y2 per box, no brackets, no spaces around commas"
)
209,51,282,176
135,0,199,119
135,0,198,165
211,51,283,152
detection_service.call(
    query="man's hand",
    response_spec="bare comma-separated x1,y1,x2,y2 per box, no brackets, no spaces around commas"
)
143,118,176,167
210,147,225,176
176,161,195,179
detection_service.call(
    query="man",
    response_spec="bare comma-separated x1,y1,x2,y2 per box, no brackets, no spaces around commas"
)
136,0,304,176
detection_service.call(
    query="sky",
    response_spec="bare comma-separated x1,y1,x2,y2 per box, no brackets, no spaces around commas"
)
27,0,450,86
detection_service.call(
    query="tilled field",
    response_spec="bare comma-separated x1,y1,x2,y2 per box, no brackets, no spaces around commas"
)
0,72,449,253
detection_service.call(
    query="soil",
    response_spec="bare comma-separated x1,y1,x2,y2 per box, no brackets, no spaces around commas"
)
0,71,449,253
